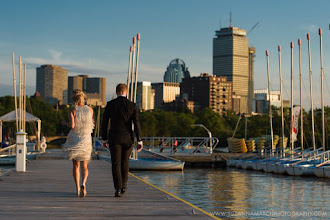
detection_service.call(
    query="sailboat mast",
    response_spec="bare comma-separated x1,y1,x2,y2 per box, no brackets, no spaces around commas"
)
266,50,274,150
12,53,18,132
298,39,303,150
130,37,136,101
133,33,140,104
319,28,325,151
290,42,294,153
278,45,285,155
24,63,26,132
19,56,22,131
307,33,316,151
127,46,133,99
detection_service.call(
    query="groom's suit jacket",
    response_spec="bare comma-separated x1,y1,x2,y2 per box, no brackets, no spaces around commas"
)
101,96,142,145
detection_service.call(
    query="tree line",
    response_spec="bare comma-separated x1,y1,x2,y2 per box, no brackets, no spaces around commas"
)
0,96,329,149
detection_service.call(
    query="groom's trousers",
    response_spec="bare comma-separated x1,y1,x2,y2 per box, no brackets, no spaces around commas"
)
109,143,133,190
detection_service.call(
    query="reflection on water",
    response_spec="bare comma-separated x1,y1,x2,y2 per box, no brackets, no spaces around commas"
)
132,168,329,219
0,165,14,176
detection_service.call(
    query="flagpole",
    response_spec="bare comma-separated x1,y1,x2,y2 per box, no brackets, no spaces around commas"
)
12,53,18,132
266,50,274,151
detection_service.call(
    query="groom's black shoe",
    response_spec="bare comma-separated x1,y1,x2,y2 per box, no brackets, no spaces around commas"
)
121,187,127,195
115,189,122,197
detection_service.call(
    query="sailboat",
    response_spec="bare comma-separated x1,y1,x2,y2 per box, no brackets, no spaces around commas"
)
284,30,330,176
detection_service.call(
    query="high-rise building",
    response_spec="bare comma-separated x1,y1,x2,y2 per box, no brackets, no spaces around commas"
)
180,73,233,114
67,75,86,103
84,77,106,106
253,88,289,114
68,75,106,106
152,82,180,109
136,81,154,111
164,58,190,83
213,26,250,114
36,65,68,105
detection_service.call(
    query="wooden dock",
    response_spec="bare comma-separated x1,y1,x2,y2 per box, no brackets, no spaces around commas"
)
0,157,217,219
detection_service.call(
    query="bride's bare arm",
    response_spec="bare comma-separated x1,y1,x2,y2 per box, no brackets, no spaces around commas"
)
62,108,75,129
89,106,95,126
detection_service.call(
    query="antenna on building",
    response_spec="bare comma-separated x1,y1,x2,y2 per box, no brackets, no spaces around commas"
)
229,11,232,27
220,18,222,29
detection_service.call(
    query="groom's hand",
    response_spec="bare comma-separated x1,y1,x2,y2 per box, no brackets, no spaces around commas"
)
102,141,109,148
137,141,143,152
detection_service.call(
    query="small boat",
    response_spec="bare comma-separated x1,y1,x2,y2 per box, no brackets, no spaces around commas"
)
284,150,330,176
97,149,185,171
314,164,330,178
0,152,40,165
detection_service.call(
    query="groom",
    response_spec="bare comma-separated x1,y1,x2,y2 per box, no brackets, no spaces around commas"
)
101,83,143,197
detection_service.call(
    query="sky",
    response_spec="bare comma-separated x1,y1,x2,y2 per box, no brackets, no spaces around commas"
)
1,0,330,109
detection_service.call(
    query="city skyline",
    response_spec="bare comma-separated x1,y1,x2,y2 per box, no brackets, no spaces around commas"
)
1,0,330,110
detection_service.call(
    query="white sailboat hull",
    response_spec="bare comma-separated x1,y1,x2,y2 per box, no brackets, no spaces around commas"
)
285,164,316,176
235,160,243,169
226,159,237,167
253,161,264,171
262,163,273,173
242,160,254,170
314,166,330,178
98,154,184,171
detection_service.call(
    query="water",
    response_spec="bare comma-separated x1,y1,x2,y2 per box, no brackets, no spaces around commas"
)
132,168,329,219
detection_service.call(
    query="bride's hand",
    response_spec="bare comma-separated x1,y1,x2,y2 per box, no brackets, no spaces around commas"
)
137,143,143,152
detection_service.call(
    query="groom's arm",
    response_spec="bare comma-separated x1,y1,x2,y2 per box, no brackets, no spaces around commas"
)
101,101,111,140
132,103,142,142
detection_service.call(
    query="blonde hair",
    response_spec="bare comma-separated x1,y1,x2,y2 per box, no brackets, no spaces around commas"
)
71,89,86,105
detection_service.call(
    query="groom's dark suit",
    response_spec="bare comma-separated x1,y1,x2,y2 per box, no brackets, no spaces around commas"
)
101,96,142,191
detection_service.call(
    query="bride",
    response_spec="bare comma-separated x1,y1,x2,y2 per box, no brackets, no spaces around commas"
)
62,89,94,197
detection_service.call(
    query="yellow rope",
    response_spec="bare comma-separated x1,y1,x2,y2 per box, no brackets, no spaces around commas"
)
129,172,221,220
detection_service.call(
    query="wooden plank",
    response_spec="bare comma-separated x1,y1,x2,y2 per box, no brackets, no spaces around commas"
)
0,159,215,219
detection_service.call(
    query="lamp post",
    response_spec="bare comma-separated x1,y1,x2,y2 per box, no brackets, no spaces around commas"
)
191,124,213,154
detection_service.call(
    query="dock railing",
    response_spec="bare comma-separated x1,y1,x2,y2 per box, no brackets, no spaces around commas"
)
93,137,219,155
140,137,219,154
0,144,16,155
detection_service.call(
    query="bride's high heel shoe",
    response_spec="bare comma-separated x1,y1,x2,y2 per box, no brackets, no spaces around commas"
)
80,185,87,197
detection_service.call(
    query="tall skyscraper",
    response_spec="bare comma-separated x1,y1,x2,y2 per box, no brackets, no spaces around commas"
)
213,26,250,114
136,81,154,111
68,75,106,106
152,82,180,109
67,75,87,103
36,65,68,105
84,77,106,106
181,73,233,114
164,58,190,83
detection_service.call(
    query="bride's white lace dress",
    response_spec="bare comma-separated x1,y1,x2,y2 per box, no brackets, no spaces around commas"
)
62,105,94,161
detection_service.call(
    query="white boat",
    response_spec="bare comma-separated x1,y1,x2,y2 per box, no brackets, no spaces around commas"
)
284,150,330,176
314,165,330,178
97,150,185,171
0,152,40,165
285,163,317,176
